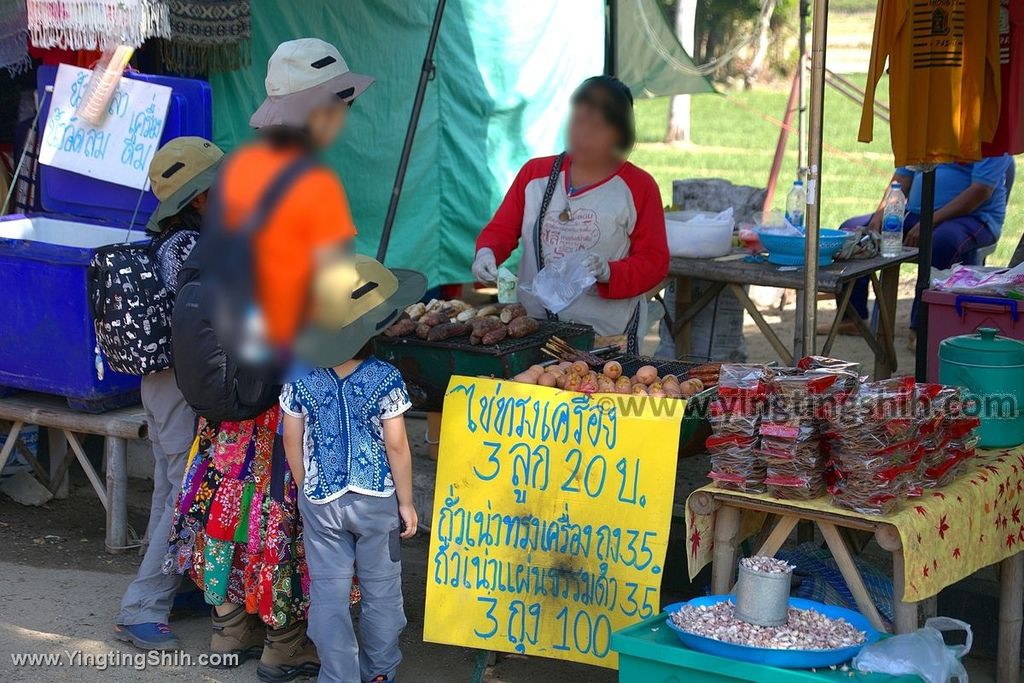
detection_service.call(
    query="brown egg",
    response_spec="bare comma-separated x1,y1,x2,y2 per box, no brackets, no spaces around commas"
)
528,364,547,377
513,372,536,384
558,361,574,372
602,360,623,380
650,389,667,398
661,374,679,386
556,373,569,389
688,378,704,392
635,365,659,385
564,376,581,392
679,379,701,397
631,383,649,396
664,386,683,398
537,372,558,387
649,381,664,393
572,360,590,376
615,376,632,394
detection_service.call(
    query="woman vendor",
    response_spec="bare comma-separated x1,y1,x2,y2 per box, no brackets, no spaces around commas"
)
471,75,669,353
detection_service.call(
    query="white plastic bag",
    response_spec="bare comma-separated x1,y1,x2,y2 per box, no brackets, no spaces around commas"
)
520,251,596,314
853,617,972,683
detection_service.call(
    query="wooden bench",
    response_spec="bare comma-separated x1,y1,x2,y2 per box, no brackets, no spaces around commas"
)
0,393,147,553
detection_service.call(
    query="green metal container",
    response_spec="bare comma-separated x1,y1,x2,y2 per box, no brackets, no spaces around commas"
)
612,614,917,683
939,327,1024,448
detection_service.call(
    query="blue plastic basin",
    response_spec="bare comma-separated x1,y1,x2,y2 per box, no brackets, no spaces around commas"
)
663,595,880,669
757,228,850,266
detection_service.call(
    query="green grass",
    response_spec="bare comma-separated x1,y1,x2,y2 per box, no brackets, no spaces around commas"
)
630,79,1023,265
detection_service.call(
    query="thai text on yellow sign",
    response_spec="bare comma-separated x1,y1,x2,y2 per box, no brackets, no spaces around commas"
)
423,376,683,668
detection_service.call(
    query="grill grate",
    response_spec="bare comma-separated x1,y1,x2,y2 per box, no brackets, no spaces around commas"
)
375,320,593,357
599,353,711,379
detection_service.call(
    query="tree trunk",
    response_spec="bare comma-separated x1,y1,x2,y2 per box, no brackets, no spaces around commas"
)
665,0,698,143
745,0,779,85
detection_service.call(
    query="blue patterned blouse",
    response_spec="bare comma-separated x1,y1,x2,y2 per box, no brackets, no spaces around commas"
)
280,358,411,504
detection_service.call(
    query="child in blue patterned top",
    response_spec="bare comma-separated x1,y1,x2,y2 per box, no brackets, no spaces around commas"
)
280,344,418,683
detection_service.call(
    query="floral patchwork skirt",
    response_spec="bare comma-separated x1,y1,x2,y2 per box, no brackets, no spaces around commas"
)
162,406,309,629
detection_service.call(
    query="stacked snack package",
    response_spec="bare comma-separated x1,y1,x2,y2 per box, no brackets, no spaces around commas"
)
706,365,772,493
824,376,922,515
760,358,862,501
916,384,980,488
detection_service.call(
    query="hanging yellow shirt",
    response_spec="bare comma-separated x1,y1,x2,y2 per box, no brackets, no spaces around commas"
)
859,0,1002,165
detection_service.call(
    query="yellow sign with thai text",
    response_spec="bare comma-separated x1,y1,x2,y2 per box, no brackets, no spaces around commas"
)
423,376,684,668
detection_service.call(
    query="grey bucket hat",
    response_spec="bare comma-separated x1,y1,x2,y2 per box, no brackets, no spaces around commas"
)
250,38,375,129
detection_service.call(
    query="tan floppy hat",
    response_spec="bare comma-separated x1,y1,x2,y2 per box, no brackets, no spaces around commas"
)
146,136,224,232
295,254,426,368
250,38,375,129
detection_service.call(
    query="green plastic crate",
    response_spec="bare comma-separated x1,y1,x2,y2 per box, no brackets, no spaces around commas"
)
612,614,918,683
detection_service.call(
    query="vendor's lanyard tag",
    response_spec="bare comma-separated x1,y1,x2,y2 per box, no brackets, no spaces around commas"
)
559,208,571,222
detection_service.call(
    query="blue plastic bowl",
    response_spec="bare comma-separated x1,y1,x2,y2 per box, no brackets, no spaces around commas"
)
756,228,850,266
663,595,879,669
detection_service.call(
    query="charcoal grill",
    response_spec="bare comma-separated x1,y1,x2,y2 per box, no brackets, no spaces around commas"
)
596,352,717,454
373,320,594,411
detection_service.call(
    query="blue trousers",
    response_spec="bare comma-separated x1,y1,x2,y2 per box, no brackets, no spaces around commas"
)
840,212,995,328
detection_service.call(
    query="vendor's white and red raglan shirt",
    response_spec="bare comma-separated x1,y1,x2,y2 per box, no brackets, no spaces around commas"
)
477,155,669,344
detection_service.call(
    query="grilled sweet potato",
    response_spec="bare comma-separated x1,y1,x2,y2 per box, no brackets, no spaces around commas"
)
427,322,471,342
480,325,509,345
507,316,540,338
499,303,527,324
419,309,453,327
384,319,417,337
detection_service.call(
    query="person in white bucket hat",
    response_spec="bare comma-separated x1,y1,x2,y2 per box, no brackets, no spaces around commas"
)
250,37,374,131
160,38,375,683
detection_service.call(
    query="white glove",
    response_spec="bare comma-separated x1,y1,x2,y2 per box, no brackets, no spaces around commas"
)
582,253,611,283
472,247,498,283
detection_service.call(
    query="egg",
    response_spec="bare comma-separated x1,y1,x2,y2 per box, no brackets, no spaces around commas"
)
635,365,659,385
513,372,536,384
537,372,557,387
631,384,649,396
572,361,590,376
602,361,623,380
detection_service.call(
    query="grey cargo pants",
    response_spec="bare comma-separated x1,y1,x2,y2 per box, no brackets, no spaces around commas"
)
299,491,407,683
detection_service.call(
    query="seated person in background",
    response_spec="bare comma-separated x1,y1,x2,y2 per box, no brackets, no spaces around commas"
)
827,155,1013,343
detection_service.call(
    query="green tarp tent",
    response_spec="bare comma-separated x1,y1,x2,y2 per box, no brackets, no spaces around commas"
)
211,0,710,286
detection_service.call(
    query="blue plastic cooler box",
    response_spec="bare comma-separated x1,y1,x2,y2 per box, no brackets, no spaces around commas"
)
0,68,211,412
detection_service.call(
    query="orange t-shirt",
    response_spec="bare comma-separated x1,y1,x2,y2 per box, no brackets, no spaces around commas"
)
859,0,1001,165
219,143,356,345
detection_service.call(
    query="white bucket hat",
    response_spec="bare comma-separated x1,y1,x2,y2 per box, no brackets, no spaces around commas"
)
250,38,374,129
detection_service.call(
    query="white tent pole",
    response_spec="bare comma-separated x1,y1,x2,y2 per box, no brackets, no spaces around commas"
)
801,0,829,360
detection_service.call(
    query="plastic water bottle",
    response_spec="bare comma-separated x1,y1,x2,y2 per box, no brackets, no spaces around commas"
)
785,180,805,230
880,182,906,258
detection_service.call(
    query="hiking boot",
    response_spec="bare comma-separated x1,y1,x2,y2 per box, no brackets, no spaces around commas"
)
256,621,320,682
210,605,265,666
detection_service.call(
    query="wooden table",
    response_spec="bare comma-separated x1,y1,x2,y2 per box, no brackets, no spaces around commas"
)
688,489,1023,683
0,393,147,553
669,248,918,377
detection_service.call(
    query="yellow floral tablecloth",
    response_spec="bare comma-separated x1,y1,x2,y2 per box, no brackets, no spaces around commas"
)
685,447,1024,602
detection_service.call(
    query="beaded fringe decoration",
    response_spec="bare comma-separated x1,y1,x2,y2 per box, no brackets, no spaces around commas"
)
27,0,170,50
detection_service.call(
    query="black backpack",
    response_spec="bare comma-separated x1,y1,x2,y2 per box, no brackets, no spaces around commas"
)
88,229,196,376
171,155,318,423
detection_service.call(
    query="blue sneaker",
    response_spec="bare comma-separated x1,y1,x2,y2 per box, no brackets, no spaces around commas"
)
114,622,181,650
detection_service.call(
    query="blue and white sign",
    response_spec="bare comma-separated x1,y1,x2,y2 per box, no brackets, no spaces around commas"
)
39,64,171,190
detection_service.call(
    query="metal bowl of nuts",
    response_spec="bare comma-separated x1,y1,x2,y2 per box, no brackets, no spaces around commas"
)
664,595,878,669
